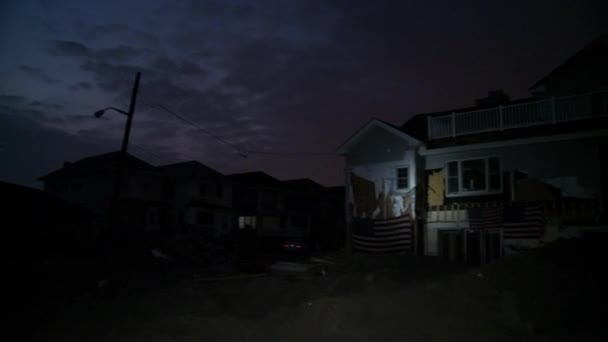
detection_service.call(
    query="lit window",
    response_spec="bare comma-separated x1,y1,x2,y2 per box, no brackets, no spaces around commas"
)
396,167,408,190
446,157,501,196
238,216,257,229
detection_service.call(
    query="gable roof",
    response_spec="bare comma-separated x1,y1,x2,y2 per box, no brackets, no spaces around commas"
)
337,118,421,154
38,151,155,181
158,160,221,177
227,171,280,187
530,36,608,93
282,178,326,192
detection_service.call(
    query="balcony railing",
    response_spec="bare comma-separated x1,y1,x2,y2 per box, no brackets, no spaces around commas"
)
427,91,608,140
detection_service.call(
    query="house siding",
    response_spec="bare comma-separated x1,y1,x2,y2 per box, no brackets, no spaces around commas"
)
425,138,603,200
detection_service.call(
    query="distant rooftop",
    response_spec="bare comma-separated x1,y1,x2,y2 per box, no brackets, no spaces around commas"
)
38,151,155,181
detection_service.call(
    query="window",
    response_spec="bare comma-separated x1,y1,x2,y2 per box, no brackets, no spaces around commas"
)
216,184,223,198
291,215,308,228
199,182,207,197
461,159,486,191
71,182,83,193
147,209,159,225
238,216,257,229
446,157,501,196
262,216,280,232
396,167,409,190
196,211,214,225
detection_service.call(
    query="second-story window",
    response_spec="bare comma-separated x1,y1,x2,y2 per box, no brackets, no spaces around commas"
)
199,182,207,197
216,183,223,198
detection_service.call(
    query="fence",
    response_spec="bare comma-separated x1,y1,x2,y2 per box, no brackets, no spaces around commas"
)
427,198,600,224
428,91,608,139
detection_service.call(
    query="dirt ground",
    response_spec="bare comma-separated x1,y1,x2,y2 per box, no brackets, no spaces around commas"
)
15,238,607,341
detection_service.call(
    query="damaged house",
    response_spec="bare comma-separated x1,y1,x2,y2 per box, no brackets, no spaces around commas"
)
338,37,608,262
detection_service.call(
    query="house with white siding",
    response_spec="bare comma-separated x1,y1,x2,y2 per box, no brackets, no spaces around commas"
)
338,37,608,262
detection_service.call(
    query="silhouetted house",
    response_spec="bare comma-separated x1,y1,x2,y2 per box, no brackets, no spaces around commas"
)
38,151,164,238
1,181,95,255
228,172,322,246
338,37,608,262
159,161,233,239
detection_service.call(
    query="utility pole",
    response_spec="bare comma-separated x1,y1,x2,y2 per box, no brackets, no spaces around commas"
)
111,72,141,238
94,72,141,242
121,72,140,154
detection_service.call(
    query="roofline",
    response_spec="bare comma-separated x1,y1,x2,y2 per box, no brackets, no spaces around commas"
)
38,151,155,181
419,129,608,156
337,118,421,154
158,160,221,174
529,36,608,91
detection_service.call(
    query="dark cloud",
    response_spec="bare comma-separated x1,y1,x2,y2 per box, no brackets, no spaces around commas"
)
151,56,206,75
18,65,60,83
95,45,146,62
80,60,153,93
0,111,112,188
49,40,91,57
83,24,159,45
29,101,64,111
0,94,26,106
68,81,93,91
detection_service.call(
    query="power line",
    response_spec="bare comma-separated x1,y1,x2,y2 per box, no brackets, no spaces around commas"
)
150,104,247,158
130,143,174,165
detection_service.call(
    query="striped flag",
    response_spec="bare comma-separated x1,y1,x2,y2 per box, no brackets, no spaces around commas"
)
467,206,503,230
352,214,413,253
503,203,545,241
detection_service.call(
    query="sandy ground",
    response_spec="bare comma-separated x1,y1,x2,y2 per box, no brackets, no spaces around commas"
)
15,239,607,341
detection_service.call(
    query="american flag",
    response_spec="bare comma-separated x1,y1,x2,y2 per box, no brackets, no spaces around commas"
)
467,206,503,230
503,203,545,241
352,214,413,253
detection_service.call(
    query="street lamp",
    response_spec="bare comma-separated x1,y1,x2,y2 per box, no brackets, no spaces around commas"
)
93,72,141,154
94,107,129,118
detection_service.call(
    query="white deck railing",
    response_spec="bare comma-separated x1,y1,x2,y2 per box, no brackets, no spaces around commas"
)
427,91,608,140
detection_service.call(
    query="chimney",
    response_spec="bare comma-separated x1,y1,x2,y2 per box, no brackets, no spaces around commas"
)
475,90,510,107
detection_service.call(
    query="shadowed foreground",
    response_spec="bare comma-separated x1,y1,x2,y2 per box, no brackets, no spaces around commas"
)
18,238,607,341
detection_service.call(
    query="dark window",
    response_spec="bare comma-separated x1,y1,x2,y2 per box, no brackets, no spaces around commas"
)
216,184,223,198
488,157,501,190
199,182,207,197
396,167,408,189
291,215,308,228
461,159,486,191
71,183,83,193
446,157,502,195
196,211,214,225
447,161,459,194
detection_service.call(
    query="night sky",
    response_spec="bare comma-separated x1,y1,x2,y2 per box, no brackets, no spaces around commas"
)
1,0,606,188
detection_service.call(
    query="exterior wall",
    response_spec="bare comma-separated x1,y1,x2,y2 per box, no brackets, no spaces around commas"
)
424,210,469,256
347,150,417,219
425,138,603,200
344,124,421,220
170,178,232,208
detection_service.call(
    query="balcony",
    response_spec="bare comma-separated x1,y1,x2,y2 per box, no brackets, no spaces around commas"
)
427,91,608,140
